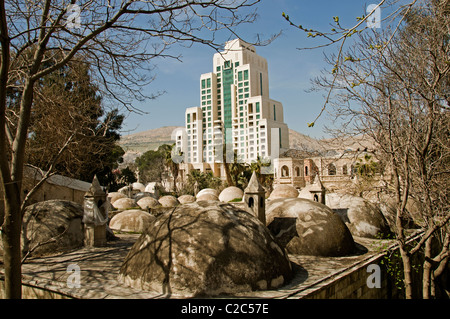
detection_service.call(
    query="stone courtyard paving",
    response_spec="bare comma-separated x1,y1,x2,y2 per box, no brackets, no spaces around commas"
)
1,233,394,299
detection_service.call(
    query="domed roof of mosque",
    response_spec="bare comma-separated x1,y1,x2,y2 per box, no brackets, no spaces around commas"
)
177,194,196,204
132,182,146,192
196,193,219,202
118,201,293,297
107,192,127,204
112,198,137,210
137,197,160,210
17,200,85,257
109,209,155,233
266,198,356,256
196,188,220,197
158,195,180,207
268,185,299,200
219,186,244,202
325,193,392,238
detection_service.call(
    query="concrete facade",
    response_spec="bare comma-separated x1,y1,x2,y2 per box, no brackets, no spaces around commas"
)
179,39,289,179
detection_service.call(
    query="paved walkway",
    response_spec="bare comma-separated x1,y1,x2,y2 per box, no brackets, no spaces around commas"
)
1,234,391,299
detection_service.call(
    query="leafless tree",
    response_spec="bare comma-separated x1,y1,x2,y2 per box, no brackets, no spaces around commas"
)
310,0,449,298
0,0,268,298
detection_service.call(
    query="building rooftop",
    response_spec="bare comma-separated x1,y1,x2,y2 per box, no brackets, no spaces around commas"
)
0,233,403,299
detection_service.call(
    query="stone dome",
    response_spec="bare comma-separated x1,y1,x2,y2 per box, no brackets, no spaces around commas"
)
196,193,219,201
112,198,137,210
117,185,131,195
177,194,196,204
118,201,293,297
137,197,160,210
18,200,85,257
158,195,180,207
269,185,299,200
266,198,356,257
133,192,155,202
326,193,392,238
107,192,127,204
374,193,419,229
145,182,161,193
109,209,155,233
132,182,146,192
196,188,220,197
219,186,244,203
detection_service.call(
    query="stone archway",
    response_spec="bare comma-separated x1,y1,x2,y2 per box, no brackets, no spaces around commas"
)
281,165,290,177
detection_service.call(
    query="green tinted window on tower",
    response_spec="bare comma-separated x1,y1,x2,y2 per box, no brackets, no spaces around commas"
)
222,65,234,144
279,128,282,148
244,70,249,80
256,102,260,113
201,79,206,89
260,73,263,95
207,78,211,88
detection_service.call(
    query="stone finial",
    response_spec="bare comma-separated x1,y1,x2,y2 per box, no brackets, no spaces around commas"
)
309,174,326,205
83,175,107,247
310,174,325,192
245,171,265,193
85,175,105,198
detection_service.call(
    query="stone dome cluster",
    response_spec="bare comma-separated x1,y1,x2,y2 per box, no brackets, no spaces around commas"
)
17,176,399,298
106,186,247,234
114,178,398,296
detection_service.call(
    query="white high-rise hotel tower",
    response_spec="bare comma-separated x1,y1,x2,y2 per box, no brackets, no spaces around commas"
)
177,39,289,179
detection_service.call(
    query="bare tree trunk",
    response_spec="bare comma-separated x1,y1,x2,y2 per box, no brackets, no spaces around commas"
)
398,245,413,299
0,0,22,299
0,0,264,300
423,236,433,299
1,184,22,299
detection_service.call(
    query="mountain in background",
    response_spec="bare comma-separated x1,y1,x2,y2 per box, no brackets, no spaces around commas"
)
119,126,375,163
119,126,182,163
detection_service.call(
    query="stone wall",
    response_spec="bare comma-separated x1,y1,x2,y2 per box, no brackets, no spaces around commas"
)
0,169,90,218
291,232,426,299
0,275,73,299
295,253,401,299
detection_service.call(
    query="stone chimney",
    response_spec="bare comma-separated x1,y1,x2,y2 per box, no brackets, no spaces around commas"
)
309,174,326,205
243,172,266,225
82,175,107,247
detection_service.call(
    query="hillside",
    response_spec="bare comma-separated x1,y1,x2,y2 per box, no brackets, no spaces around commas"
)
119,126,182,153
118,126,375,163
288,129,327,152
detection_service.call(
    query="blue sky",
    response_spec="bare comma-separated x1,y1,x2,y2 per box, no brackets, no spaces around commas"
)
120,0,377,139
